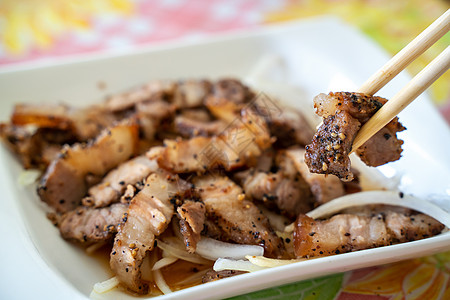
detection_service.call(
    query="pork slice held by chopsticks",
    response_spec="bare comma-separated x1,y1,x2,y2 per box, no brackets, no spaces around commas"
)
305,92,405,181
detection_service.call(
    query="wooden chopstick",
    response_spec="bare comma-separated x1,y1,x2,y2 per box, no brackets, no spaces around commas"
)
350,10,450,152
352,46,450,152
358,9,450,96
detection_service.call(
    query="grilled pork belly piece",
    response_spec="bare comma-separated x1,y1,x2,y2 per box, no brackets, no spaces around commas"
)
266,107,314,148
38,120,139,213
205,79,255,123
355,118,405,166
314,92,385,121
110,173,191,294
205,80,314,148
149,109,272,173
57,203,128,243
106,79,211,113
83,156,158,208
136,100,176,141
305,92,405,181
0,104,119,169
242,171,312,219
194,175,285,258
10,103,119,141
174,115,227,138
294,211,444,258
305,110,360,181
0,124,72,169
285,148,345,206
242,151,314,220
209,78,254,105
105,80,177,112
172,80,212,109
177,201,206,253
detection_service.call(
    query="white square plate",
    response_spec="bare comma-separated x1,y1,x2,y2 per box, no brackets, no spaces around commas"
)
1,17,449,300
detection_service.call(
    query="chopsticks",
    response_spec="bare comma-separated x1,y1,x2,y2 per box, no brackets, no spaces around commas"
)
351,9,450,152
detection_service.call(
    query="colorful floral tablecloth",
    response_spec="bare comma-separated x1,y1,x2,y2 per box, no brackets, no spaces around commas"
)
1,1,449,299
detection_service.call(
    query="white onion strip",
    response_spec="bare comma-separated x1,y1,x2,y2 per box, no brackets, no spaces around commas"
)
245,255,306,268
156,238,211,264
85,242,106,254
17,169,41,186
152,256,178,271
92,276,119,294
307,191,450,227
196,237,264,260
213,258,267,273
153,269,172,295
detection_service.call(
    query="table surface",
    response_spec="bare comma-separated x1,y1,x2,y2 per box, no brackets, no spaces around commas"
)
1,1,449,299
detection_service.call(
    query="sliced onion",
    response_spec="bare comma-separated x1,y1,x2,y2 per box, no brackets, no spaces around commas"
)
284,222,295,233
245,255,306,268
213,258,267,273
152,256,178,271
153,269,172,294
196,237,264,260
17,169,41,186
307,191,450,227
85,242,106,254
156,237,211,264
176,268,210,287
92,276,119,294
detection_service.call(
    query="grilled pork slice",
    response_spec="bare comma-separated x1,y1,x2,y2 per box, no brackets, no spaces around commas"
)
0,104,119,169
10,103,119,141
242,171,313,220
174,115,227,138
150,109,272,173
177,201,206,253
355,118,405,166
265,107,314,148
110,173,191,294
205,80,313,148
209,78,254,105
179,108,212,122
172,80,212,109
294,211,444,258
314,92,385,121
38,120,139,213
285,148,345,206
83,156,158,208
305,110,360,181
136,100,176,141
204,79,254,123
305,92,405,181
194,175,285,258
57,203,128,243
105,80,177,112
0,124,71,169
106,79,211,113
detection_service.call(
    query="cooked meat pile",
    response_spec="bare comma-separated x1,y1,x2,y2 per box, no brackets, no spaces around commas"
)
305,92,405,181
0,79,442,295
